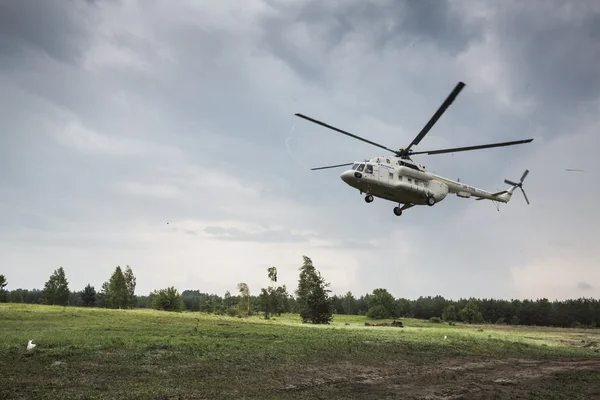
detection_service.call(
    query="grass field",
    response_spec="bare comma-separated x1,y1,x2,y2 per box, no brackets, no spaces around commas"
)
1,303,599,399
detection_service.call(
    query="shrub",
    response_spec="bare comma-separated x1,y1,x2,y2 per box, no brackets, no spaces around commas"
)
150,286,184,312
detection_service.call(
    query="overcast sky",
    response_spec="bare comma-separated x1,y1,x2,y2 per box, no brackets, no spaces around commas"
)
1,0,599,301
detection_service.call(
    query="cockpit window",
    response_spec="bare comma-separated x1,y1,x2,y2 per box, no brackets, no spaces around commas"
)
365,164,373,174
351,163,359,170
357,163,365,172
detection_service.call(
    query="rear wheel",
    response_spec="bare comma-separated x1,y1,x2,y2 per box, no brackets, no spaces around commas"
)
426,196,435,206
365,194,374,203
393,207,402,216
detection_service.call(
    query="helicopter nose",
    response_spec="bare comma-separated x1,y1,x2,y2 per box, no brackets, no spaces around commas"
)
340,170,354,184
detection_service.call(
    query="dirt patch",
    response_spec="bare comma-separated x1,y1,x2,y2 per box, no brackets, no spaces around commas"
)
275,357,600,399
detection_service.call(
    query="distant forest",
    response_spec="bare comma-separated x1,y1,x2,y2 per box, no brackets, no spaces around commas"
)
1,257,599,329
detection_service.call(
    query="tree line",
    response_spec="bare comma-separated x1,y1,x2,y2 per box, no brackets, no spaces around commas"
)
1,258,599,328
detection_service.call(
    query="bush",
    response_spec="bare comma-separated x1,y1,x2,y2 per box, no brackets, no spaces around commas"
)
430,317,442,323
366,305,392,319
226,306,239,317
150,287,185,312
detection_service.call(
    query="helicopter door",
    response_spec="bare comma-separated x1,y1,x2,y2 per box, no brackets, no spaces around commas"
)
378,166,389,185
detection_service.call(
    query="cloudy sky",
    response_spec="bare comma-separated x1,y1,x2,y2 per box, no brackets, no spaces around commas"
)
1,0,599,302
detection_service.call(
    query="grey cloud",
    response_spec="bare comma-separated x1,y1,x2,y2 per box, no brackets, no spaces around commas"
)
490,1,600,125
203,226,308,243
260,0,485,84
0,0,95,65
1,0,599,299
315,241,377,250
577,282,593,290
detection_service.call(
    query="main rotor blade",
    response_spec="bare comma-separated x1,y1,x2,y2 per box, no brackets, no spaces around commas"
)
520,187,530,205
405,81,466,152
310,162,354,171
410,138,533,156
520,169,529,182
295,113,397,154
504,179,519,186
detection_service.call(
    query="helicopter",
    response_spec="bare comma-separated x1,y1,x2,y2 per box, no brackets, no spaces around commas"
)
295,81,533,216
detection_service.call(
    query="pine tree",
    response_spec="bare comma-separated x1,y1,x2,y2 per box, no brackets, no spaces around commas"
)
42,267,70,306
81,284,97,307
123,265,136,308
108,266,128,309
295,256,333,324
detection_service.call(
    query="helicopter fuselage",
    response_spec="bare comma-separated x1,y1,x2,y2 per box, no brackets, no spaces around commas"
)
295,81,531,216
340,156,513,207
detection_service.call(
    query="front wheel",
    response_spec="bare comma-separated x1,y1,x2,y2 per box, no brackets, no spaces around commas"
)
393,207,402,216
426,196,435,206
365,194,374,203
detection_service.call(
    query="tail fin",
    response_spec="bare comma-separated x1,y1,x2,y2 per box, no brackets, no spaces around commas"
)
500,169,530,204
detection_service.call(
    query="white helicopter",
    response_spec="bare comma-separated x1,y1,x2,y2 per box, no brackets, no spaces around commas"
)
295,81,533,216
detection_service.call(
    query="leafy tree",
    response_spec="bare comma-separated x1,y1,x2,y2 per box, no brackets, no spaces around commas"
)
442,305,457,322
258,266,289,319
123,265,136,308
459,301,483,324
81,284,96,307
0,274,7,303
42,267,70,306
108,266,128,309
295,256,333,324
365,288,396,319
150,286,185,312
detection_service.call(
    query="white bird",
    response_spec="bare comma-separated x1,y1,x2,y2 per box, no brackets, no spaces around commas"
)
27,340,36,350
444,335,447,340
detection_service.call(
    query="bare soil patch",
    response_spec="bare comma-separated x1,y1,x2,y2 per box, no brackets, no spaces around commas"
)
275,357,600,399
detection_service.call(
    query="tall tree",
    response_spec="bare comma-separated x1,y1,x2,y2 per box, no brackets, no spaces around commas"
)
108,266,128,309
42,267,70,306
81,284,97,307
341,291,357,315
123,265,136,308
237,282,251,316
0,274,7,303
259,266,289,319
295,256,333,324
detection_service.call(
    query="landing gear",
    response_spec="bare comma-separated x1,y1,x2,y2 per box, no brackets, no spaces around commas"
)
426,195,435,206
393,203,414,216
365,194,374,203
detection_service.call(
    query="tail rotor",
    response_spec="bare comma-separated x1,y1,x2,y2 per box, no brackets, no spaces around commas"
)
504,169,530,205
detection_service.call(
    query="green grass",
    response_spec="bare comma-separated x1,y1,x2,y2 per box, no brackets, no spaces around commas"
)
1,303,599,399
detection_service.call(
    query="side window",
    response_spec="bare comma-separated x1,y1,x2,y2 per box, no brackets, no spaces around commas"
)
365,164,373,174
351,163,359,170
398,176,402,181
389,172,393,180
357,164,365,172
408,178,412,183
386,158,390,164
